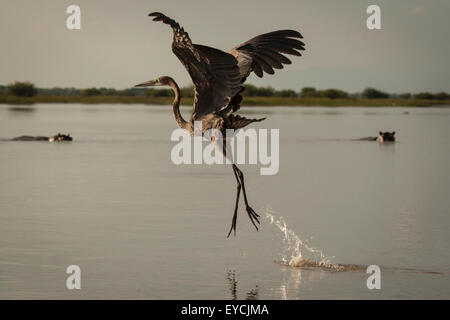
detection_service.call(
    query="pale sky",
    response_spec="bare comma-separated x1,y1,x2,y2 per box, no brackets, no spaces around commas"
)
1,0,449,93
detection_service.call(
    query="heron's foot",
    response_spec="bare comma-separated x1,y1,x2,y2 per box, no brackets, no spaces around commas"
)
246,206,260,231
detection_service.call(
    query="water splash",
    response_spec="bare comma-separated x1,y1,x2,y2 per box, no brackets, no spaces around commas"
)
264,208,444,274
265,208,360,272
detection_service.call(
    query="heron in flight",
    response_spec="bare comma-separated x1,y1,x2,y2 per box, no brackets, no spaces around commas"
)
135,12,304,237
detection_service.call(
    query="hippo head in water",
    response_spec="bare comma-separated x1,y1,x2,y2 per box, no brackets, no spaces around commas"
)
49,133,73,142
376,131,395,143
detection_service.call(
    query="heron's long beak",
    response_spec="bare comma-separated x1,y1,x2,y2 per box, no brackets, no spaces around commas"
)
134,80,157,87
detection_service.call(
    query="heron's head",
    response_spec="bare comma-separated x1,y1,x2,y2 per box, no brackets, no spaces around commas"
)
134,76,171,87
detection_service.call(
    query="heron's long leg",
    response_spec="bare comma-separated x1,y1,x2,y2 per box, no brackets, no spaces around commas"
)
227,167,241,238
218,137,259,235
232,164,260,230
219,136,242,237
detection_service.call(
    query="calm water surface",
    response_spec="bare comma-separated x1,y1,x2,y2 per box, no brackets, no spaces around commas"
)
0,104,449,299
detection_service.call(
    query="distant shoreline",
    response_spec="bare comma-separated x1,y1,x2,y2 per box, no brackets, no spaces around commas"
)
0,95,449,107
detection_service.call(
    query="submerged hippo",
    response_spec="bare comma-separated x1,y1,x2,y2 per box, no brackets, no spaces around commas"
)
358,131,395,142
12,133,73,142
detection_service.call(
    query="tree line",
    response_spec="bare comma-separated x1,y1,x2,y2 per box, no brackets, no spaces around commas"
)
1,82,449,100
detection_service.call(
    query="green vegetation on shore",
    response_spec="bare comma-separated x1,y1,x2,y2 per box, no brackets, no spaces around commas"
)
1,82,449,107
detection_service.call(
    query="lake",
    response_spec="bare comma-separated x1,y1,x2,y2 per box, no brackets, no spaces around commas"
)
0,103,449,299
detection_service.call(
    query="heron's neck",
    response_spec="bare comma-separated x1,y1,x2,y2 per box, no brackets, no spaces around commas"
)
167,78,188,130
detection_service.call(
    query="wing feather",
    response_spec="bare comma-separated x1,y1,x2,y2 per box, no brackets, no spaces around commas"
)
229,29,305,79
222,29,304,115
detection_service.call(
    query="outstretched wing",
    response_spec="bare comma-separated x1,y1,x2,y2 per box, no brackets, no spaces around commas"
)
229,30,305,81
220,30,304,116
149,12,242,119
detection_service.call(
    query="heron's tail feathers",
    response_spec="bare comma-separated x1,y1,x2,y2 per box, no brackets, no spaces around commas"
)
227,114,266,130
